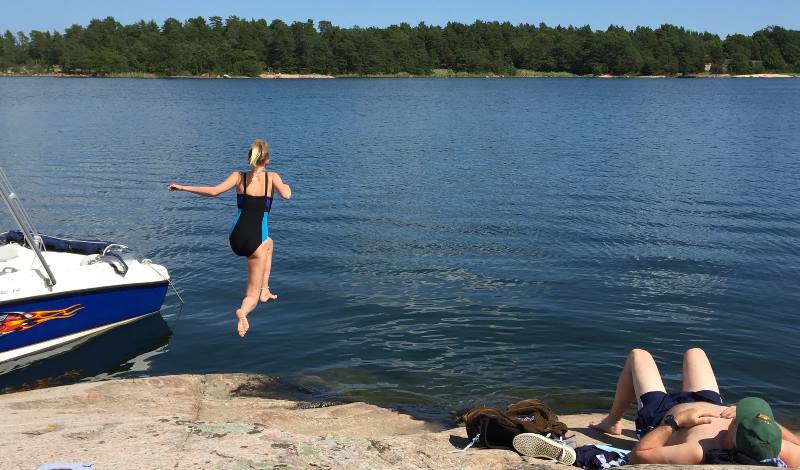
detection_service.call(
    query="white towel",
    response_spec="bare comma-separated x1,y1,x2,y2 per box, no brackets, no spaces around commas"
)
37,463,94,470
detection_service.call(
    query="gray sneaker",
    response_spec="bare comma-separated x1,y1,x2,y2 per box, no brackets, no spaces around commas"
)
512,433,577,465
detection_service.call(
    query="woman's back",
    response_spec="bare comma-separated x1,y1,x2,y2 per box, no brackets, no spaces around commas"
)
237,171,272,197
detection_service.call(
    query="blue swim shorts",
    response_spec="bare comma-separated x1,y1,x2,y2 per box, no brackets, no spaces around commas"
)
635,390,723,439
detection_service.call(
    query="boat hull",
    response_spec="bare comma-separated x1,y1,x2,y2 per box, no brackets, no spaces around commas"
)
0,281,168,363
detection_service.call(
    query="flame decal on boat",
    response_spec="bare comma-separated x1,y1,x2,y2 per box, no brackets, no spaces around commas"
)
0,304,84,336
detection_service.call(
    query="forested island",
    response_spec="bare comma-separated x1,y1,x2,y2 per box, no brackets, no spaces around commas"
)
1,16,799,78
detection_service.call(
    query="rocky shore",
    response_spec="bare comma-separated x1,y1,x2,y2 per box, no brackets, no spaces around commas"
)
258,73,334,79
0,374,790,469
1,71,797,79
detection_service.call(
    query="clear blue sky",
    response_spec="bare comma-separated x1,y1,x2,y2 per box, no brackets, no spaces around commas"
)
3,0,800,38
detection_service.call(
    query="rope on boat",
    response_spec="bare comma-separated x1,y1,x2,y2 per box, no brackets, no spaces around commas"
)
141,259,186,331
142,259,185,305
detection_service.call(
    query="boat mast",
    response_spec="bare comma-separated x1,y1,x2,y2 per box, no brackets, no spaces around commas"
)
0,167,57,287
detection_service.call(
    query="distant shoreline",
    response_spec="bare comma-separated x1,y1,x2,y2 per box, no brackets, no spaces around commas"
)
1,71,798,79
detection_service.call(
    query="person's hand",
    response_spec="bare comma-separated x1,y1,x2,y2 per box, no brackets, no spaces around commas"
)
676,407,717,428
720,406,736,420
168,183,181,191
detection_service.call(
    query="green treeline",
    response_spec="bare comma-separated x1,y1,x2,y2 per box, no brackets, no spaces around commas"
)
2,16,800,76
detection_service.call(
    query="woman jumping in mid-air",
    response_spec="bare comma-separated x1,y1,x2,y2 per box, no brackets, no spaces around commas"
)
168,139,292,337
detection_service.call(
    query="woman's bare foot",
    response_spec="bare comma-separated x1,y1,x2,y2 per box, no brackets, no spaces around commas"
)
259,287,278,303
589,416,623,435
235,309,250,337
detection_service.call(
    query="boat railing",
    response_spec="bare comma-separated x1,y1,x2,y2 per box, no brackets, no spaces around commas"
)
0,167,56,287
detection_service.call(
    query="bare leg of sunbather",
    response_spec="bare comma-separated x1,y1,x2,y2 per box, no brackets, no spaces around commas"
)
590,348,666,435
682,347,720,393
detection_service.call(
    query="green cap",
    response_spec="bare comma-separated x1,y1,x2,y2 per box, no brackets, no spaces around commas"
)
735,397,782,461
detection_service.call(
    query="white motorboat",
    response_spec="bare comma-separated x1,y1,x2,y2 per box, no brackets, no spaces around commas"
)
0,167,171,374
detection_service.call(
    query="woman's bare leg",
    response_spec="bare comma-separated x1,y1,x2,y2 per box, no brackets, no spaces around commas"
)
590,349,667,435
235,242,269,337
259,237,278,303
682,348,720,393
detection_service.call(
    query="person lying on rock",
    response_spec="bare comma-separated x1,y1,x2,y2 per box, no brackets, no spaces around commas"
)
589,348,800,466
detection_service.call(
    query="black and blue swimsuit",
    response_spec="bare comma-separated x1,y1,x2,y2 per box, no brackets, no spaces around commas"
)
229,171,273,257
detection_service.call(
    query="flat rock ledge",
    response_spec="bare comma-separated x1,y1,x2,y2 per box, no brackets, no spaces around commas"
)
0,374,773,469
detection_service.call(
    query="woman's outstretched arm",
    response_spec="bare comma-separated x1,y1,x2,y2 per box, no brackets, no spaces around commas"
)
272,173,292,200
169,172,240,197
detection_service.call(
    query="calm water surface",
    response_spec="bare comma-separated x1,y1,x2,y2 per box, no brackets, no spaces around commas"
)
1,77,799,423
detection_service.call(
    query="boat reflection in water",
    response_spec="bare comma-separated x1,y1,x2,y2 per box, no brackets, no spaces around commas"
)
0,313,172,393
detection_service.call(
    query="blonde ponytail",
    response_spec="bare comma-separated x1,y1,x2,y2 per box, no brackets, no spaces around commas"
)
248,139,270,167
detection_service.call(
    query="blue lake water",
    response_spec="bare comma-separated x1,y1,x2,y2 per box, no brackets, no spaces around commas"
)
1,77,799,423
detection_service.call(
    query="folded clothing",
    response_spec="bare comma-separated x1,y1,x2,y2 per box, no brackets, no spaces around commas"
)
705,449,787,467
574,444,629,469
